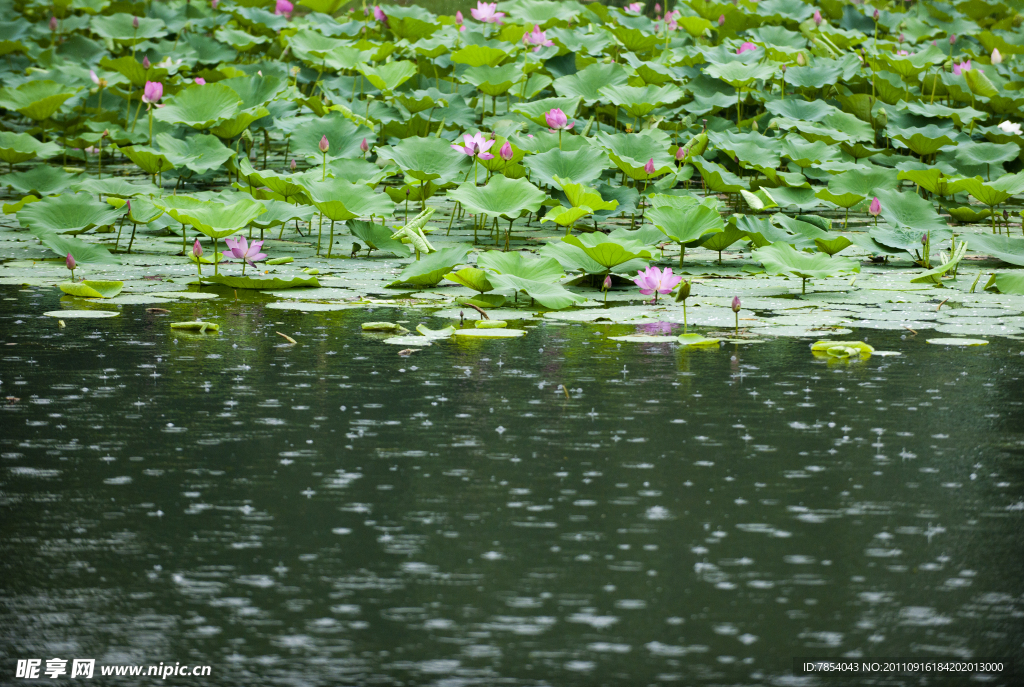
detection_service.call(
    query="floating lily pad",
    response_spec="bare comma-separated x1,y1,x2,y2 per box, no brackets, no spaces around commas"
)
453,328,527,339
57,280,124,298
44,309,119,318
926,338,989,346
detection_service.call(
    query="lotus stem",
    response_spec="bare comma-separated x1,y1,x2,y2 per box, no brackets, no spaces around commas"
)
128,223,137,253
734,309,739,334
114,215,125,252
683,301,688,333
317,212,323,254
147,109,153,146
213,237,219,275
328,220,335,258
181,223,187,256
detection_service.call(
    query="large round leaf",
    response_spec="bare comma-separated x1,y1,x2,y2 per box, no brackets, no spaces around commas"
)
0,131,61,164
752,241,860,284
523,146,610,188
153,84,241,130
447,175,547,220
0,81,79,121
376,136,471,184
158,197,268,239
303,178,395,221
17,193,125,234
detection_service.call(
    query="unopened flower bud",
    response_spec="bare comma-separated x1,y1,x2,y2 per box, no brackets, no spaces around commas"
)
731,296,741,313
318,135,329,153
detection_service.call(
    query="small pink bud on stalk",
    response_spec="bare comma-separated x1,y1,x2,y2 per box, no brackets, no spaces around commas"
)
675,279,692,331
732,296,741,335
992,48,1002,64
499,141,513,161
132,15,139,29
318,135,329,153
718,14,725,26
194,77,206,85
797,52,805,66
290,158,296,171
813,9,822,26
655,3,661,14
602,274,612,302
50,16,58,32
675,146,685,162
192,238,203,275
949,34,956,45
142,55,150,69
360,137,369,155
644,158,656,175
66,253,76,280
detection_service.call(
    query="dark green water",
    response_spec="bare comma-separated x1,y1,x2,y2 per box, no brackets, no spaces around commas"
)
1,285,1023,686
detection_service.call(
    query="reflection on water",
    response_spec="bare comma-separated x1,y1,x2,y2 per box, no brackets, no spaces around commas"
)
1,286,1022,685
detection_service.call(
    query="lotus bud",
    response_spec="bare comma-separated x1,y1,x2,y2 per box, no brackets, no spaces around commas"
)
873,9,879,19
132,15,139,29
655,3,661,13
50,16,58,31
66,252,76,272
731,296,741,313
780,64,787,72
1003,209,1009,220
869,197,881,216
602,275,612,291
141,80,162,104
921,233,928,245
455,10,464,24
751,120,758,132
193,238,203,258
195,77,206,85
290,158,296,171
102,129,109,138
899,32,905,43
318,135,329,153
644,158,656,175
125,199,130,215
949,34,956,45
500,141,513,160
813,9,822,26
797,52,805,66
992,48,1002,64
373,5,387,23
675,146,685,161
142,56,151,69
718,14,725,26
360,137,369,153
675,280,691,302
212,0,219,7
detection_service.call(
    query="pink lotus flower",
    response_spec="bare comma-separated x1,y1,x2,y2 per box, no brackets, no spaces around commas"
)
869,197,881,216
290,158,297,171
90,69,99,84
499,141,513,160
470,2,504,24
360,137,369,153
731,295,741,312
718,14,725,26
545,108,573,131
452,132,495,160
455,10,466,31
675,146,686,161
141,81,162,105
275,0,293,17
949,34,956,45
644,158,656,175
625,2,644,13
211,0,219,7
953,59,971,76
896,50,909,56
522,25,553,52
50,16,58,31
318,135,329,153
633,265,682,302
737,41,757,54
65,252,76,278
372,5,387,24
193,238,203,258
142,56,151,69
992,48,1002,64
194,77,206,85
813,9,822,25
223,235,267,273
654,3,662,14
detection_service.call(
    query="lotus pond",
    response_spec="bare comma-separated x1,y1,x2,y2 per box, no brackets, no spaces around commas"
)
2,0,1024,681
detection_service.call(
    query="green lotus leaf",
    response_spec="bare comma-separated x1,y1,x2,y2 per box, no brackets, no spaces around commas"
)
561,233,652,272
957,173,1024,208
706,61,776,88
389,245,471,287
236,158,308,200
954,142,1019,173
711,131,782,174
478,251,564,283
553,177,618,213
595,129,675,180
18,193,125,234
447,175,547,220
463,63,523,97
816,167,900,208
376,136,471,184
910,241,968,284
208,106,271,139
297,0,350,14
155,133,235,174
869,226,946,253
540,206,591,228
905,100,988,128
251,200,316,230
0,166,79,196
964,69,998,99
450,44,509,68
0,131,61,165
214,27,267,51
201,274,320,290
348,219,409,256
157,197,267,239
58,280,123,298
984,273,1024,296
0,80,79,121
91,13,166,43
765,99,835,122
286,27,345,61
219,74,288,109
648,203,724,260
29,226,119,264
553,62,629,104
389,15,438,41
486,273,584,310
99,55,152,88
608,25,661,53
888,124,956,157
873,188,950,236
303,178,395,221
291,112,376,162
689,158,747,193
814,236,854,256
357,61,418,95
599,84,685,118
455,294,507,309
752,241,860,292
964,234,1024,267
153,84,241,129
896,169,966,197
445,267,494,292
510,96,583,127
878,45,944,78
107,196,163,224
522,146,609,188
780,138,834,167
118,145,176,175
